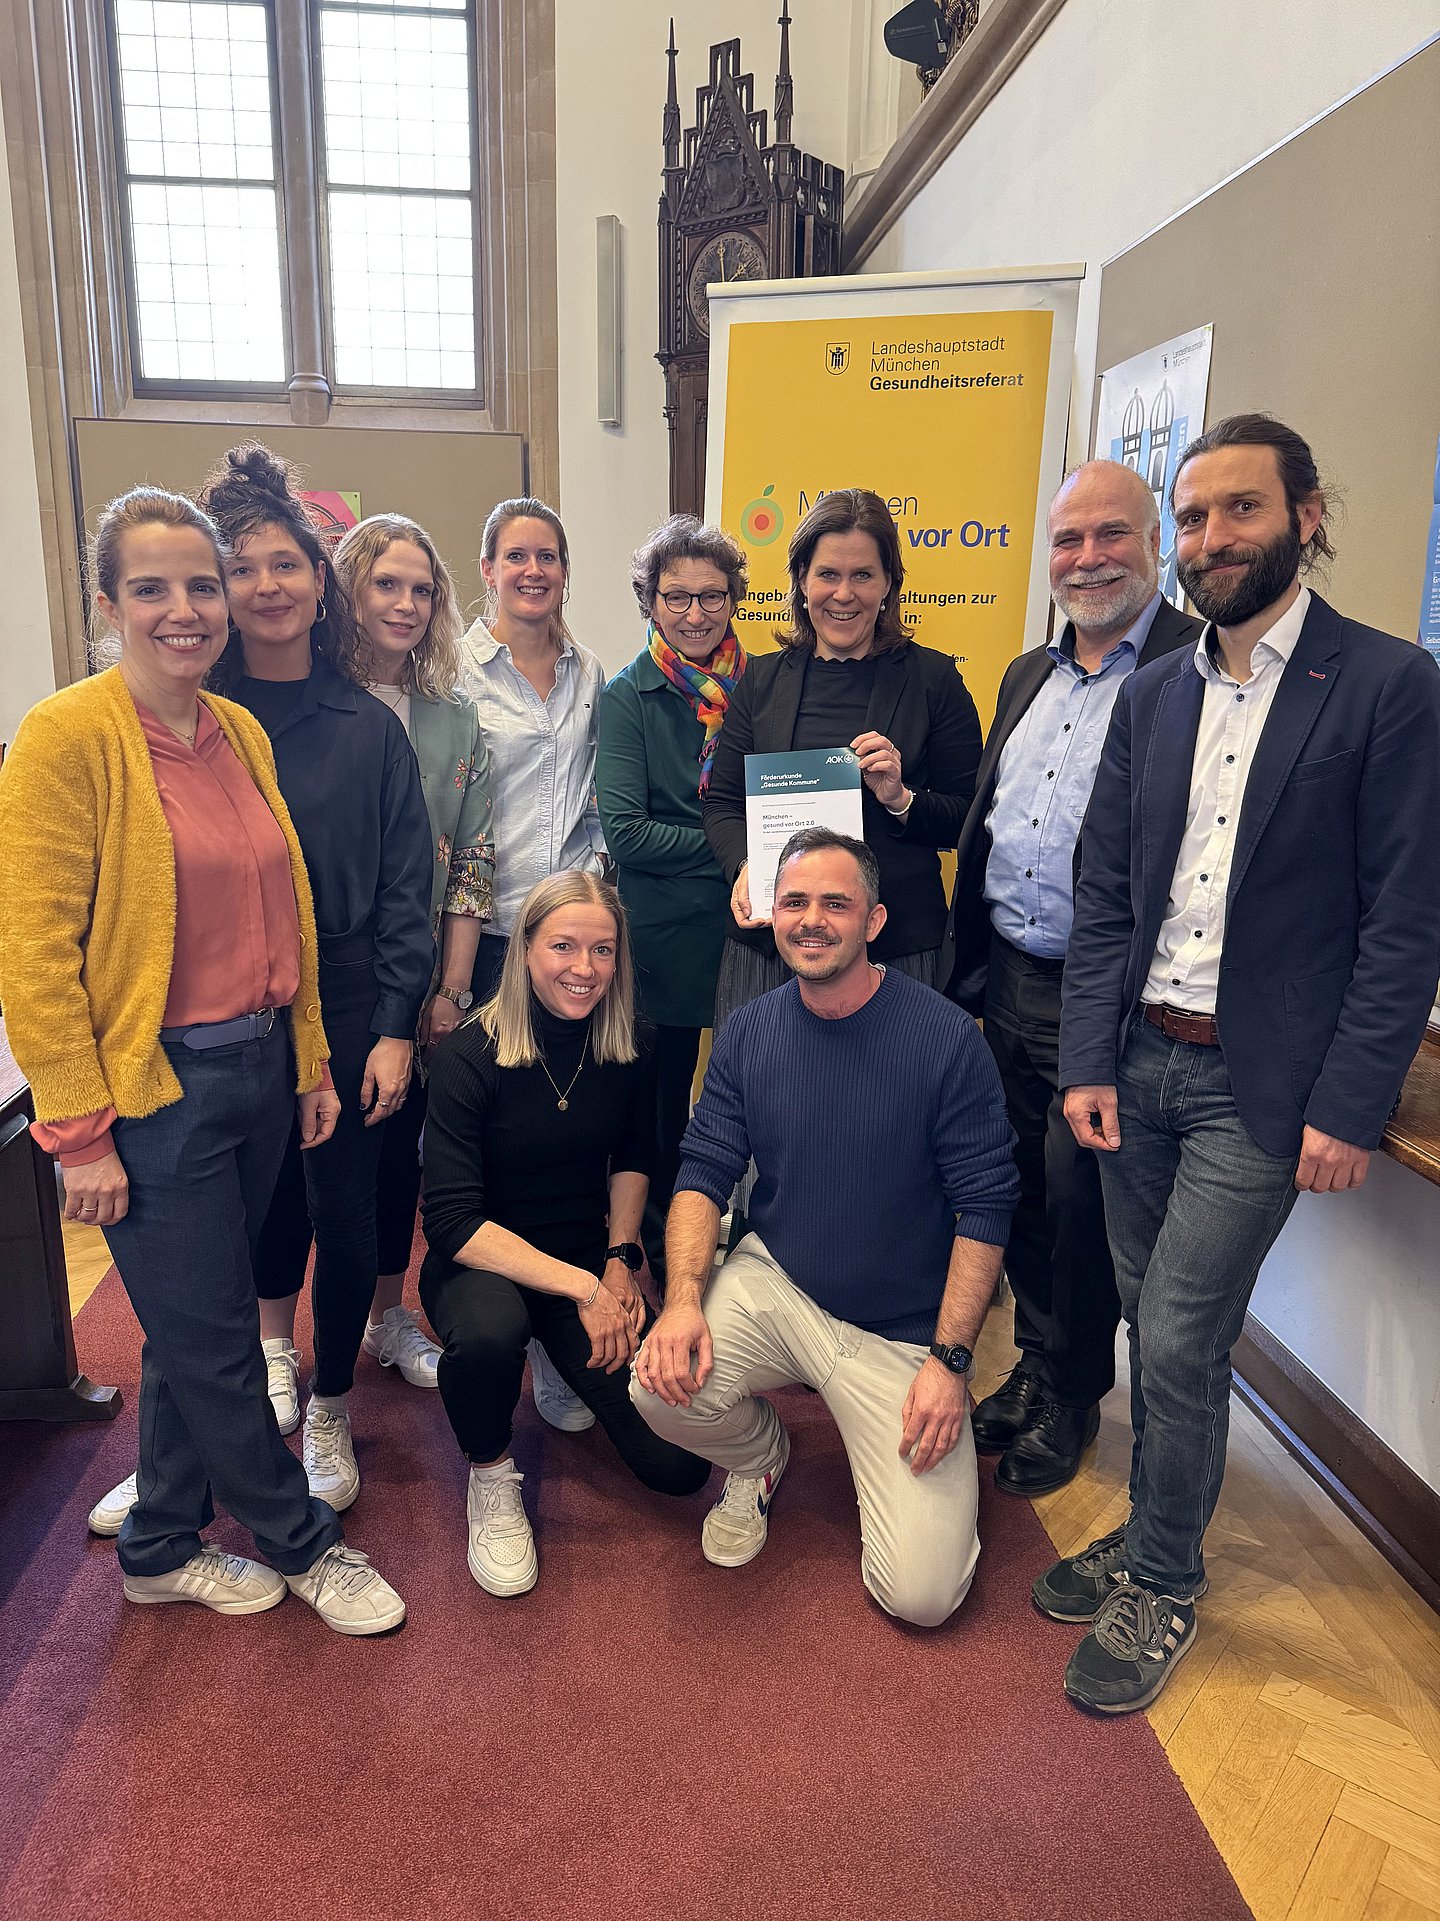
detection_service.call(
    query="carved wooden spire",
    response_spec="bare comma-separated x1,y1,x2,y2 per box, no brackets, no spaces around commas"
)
662,18,681,170
774,3,794,147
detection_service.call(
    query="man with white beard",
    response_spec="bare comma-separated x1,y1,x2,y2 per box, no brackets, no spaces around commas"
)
944,462,1199,1496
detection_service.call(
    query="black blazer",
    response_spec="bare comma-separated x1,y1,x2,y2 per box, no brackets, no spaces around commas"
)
702,641,982,963
1060,593,1440,1157
944,596,1200,1010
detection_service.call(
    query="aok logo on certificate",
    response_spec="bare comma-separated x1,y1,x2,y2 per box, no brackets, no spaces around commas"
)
743,747,865,919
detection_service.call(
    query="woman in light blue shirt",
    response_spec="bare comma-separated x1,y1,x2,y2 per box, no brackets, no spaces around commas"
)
459,497,605,1003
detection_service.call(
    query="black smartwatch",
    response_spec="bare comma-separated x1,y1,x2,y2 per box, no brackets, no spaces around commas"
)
928,1341,974,1377
606,1241,644,1273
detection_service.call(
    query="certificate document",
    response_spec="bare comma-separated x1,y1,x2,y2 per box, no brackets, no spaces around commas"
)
744,746,865,918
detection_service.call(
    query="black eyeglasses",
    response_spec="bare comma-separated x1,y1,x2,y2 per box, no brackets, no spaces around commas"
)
658,588,730,615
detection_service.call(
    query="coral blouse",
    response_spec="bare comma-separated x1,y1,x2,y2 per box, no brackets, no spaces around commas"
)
33,701,305,1166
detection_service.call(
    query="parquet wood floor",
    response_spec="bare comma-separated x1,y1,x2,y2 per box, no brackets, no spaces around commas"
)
61,1232,1438,1917
973,1311,1440,1921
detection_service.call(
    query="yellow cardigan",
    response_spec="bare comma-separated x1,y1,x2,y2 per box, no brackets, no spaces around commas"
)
0,666,330,1124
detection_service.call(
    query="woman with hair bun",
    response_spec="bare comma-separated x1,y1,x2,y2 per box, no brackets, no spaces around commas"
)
703,487,982,1021
419,870,709,1596
332,512,495,1387
596,514,748,1286
196,443,434,1516
0,486,405,1632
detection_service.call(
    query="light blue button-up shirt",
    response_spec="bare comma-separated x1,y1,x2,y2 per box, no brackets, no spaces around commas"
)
984,593,1161,957
458,619,607,937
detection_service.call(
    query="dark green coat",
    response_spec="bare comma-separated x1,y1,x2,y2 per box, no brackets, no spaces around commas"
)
597,649,732,1029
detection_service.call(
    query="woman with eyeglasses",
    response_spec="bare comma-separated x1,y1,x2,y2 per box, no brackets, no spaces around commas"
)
595,516,748,1287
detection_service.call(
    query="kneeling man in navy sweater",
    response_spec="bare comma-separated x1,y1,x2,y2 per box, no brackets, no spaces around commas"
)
632,828,1018,1625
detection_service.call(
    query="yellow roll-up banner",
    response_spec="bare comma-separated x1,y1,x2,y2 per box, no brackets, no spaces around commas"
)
705,268,1081,725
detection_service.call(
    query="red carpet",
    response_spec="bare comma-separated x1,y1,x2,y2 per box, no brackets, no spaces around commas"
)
1,1267,1250,1921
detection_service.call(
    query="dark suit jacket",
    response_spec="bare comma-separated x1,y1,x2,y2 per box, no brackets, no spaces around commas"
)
944,596,1200,1011
702,641,982,962
1059,592,1440,1157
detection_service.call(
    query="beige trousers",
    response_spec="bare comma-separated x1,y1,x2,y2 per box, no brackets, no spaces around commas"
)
631,1234,980,1628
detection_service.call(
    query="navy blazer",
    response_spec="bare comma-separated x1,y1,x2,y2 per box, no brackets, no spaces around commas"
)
1059,593,1440,1157
944,595,1200,1011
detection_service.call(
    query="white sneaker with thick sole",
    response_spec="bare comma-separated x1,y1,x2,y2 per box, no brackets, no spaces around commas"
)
285,1544,406,1636
362,1305,441,1387
88,1469,138,1537
701,1427,791,1569
303,1403,360,1511
123,1545,287,1615
262,1336,302,1434
466,1463,539,1596
527,1339,594,1432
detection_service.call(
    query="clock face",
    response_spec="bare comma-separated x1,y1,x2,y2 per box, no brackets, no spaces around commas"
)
687,229,769,335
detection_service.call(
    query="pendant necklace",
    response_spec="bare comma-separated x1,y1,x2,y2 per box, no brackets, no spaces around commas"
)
538,1029,588,1111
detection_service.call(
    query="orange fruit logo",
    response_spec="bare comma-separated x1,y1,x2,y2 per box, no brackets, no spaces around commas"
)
741,485,784,547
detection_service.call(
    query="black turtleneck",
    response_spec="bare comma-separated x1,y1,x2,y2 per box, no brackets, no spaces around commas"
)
420,995,658,1273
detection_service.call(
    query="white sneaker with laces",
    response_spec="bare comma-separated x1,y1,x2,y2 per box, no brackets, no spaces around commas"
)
123,1545,287,1614
285,1544,406,1636
303,1402,360,1511
262,1336,302,1434
527,1339,594,1432
88,1469,138,1538
362,1305,441,1387
701,1427,791,1569
466,1463,539,1596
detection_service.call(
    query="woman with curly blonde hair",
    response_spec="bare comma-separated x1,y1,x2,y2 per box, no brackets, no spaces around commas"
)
333,512,495,1389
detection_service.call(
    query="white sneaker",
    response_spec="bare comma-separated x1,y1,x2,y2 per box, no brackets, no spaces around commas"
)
362,1306,441,1387
466,1463,538,1596
303,1402,360,1511
701,1427,791,1569
88,1469,138,1537
123,1545,287,1615
285,1544,406,1636
527,1339,594,1432
262,1336,302,1434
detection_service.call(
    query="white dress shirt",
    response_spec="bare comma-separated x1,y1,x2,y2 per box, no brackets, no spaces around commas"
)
1143,587,1311,1013
458,618,606,936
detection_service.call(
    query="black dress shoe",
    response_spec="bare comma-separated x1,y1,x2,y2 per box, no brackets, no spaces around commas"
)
970,1363,1045,1452
995,1400,1100,1496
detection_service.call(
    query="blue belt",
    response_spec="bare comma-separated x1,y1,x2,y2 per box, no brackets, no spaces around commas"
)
159,1008,279,1050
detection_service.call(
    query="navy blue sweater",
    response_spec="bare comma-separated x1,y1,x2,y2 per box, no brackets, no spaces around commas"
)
676,969,1018,1343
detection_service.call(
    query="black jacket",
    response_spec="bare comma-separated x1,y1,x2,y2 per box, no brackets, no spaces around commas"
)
702,641,982,963
944,596,1200,1009
231,661,434,1038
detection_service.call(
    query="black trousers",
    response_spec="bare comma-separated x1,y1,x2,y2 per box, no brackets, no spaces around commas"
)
375,1074,426,1277
641,1024,703,1288
252,955,386,1397
982,932,1119,1408
419,1251,710,1496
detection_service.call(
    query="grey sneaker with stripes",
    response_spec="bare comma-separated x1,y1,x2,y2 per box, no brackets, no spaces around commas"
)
1063,1581,1198,1714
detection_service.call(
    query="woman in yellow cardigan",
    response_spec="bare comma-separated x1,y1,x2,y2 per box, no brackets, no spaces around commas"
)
0,487,405,1636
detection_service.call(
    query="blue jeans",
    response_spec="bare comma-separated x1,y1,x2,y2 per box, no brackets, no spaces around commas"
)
1097,1016,1299,1596
104,1020,342,1577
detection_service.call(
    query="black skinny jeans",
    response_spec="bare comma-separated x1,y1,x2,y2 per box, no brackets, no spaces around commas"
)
640,1024,702,1288
253,955,387,1396
419,1252,710,1496
375,1074,426,1277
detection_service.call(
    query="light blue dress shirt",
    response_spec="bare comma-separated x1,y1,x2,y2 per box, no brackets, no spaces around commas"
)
984,593,1161,957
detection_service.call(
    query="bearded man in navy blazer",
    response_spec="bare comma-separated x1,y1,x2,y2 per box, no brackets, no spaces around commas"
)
1040,413,1440,1716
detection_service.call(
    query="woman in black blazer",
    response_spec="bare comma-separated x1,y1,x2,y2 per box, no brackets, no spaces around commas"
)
703,488,982,1023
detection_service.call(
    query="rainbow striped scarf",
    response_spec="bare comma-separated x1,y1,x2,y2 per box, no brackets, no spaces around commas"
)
645,620,747,794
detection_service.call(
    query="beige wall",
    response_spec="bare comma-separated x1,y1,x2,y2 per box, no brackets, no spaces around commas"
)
0,82,56,751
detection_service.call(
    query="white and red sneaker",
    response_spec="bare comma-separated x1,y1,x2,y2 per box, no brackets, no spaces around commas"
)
700,1427,790,1568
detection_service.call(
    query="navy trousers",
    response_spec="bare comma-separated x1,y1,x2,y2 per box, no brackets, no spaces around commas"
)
104,1020,342,1577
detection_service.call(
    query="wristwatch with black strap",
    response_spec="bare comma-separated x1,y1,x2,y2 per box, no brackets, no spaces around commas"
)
928,1340,975,1378
606,1241,644,1273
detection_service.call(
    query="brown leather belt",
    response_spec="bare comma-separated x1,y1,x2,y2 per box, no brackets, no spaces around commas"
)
1142,1002,1220,1046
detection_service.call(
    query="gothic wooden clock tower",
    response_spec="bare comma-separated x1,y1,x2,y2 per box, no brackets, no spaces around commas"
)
657,11,843,518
